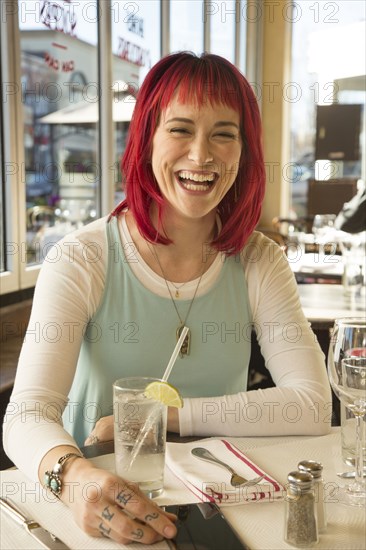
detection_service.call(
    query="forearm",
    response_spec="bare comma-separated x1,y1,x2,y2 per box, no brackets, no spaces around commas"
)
179,379,332,437
4,236,96,479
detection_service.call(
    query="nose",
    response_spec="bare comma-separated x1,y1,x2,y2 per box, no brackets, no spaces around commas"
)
187,135,213,164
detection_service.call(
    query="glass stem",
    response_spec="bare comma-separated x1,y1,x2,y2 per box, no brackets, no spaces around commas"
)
354,412,365,486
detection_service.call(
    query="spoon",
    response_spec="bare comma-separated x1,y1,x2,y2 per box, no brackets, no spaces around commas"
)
191,447,265,487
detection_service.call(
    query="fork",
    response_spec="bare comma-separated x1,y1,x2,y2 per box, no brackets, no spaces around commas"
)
191,447,265,487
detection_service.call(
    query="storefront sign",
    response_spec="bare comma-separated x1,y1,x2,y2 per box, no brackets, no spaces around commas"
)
40,0,77,36
44,52,75,72
126,12,144,38
117,37,150,68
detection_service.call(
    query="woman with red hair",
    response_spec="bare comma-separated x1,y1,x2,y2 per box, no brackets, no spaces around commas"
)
112,51,265,253
4,52,331,544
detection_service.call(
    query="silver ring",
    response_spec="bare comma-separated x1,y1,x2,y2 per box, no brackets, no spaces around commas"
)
89,434,100,445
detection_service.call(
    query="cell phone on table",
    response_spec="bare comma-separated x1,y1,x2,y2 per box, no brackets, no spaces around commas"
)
163,503,248,550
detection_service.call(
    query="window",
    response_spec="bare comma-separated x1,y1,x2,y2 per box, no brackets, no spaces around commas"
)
170,0,204,55
111,0,161,205
210,0,236,62
290,1,365,217
1,0,252,294
1,1,21,293
19,0,100,266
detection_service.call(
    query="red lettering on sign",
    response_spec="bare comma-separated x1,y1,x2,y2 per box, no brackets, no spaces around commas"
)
44,52,59,71
117,37,151,68
62,60,75,72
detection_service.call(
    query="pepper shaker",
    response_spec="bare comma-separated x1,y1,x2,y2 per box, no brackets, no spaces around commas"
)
284,471,319,547
298,460,326,533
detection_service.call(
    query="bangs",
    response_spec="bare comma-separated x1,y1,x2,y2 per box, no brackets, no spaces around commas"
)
158,55,243,116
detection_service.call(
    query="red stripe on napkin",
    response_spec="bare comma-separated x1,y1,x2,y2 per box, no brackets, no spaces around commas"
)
221,440,281,492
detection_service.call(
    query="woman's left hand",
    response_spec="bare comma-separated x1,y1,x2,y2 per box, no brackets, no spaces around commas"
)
84,415,114,445
85,407,180,445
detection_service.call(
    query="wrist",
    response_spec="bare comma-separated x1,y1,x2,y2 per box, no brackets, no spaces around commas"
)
44,452,84,498
62,455,92,483
167,406,180,433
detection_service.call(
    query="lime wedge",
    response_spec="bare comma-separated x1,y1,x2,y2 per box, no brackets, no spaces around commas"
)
144,381,184,408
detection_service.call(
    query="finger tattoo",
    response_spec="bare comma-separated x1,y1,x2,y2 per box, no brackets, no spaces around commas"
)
102,505,114,522
131,527,144,540
99,522,111,538
145,512,159,522
116,490,133,506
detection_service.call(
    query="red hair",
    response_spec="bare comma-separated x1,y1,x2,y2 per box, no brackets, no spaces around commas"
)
110,52,265,255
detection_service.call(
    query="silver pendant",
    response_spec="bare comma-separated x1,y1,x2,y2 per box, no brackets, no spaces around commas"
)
176,325,190,357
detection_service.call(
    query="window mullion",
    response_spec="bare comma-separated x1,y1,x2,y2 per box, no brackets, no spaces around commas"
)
161,0,170,56
245,0,263,105
234,0,241,68
203,0,211,53
98,0,114,216
1,2,23,292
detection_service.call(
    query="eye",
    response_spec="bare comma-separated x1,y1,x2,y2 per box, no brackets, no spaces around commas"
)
169,127,190,135
214,132,237,140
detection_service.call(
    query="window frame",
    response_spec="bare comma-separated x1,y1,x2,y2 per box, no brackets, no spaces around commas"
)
1,2,22,293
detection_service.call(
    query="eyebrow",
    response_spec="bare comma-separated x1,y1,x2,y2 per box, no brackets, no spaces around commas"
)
165,117,240,130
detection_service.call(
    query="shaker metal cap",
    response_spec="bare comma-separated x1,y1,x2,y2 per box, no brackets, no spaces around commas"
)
298,460,323,478
287,470,313,490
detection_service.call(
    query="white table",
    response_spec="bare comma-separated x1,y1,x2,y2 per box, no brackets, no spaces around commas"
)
297,284,365,328
1,429,365,550
220,430,365,550
289,251,344,285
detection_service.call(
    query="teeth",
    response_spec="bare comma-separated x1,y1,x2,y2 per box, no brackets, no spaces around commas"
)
178,171,215,183
182,182,210,191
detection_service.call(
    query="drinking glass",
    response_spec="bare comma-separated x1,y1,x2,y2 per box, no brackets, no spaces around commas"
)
113,377,167,498
312,214,336,262
339,234,365,297
312,214,336,238
328,318,366,468
337,357,366,506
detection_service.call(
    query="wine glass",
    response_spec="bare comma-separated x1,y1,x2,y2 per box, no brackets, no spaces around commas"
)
312,214,336,262
328,318,366,505
337,357,366,506
312,214,336,239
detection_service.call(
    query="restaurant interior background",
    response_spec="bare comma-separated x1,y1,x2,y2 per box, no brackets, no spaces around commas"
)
0,1,365,467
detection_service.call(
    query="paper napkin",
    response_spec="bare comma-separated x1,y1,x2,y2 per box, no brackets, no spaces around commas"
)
166,439,285,506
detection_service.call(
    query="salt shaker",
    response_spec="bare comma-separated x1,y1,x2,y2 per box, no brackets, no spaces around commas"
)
298,460,326,533
284,471,319,547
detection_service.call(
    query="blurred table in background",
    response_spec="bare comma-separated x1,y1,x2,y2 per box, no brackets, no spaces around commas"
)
287,229,365,286
289,251,344,284
297,284,365,330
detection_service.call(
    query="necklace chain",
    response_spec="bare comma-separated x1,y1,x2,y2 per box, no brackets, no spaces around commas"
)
153,256,203,299
146,241,204,356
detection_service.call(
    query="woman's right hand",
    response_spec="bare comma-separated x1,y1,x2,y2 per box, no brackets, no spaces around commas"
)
62,457,177,545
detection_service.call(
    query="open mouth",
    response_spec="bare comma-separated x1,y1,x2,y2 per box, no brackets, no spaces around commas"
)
176,170,217,192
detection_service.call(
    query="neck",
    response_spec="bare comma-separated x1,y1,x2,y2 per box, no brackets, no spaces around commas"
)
125,204,219,283
150,203,217,255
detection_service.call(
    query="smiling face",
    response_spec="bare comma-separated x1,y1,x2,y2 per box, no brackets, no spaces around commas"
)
151,97,242,221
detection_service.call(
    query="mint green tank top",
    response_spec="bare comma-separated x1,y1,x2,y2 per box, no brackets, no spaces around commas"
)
63,217,252,445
